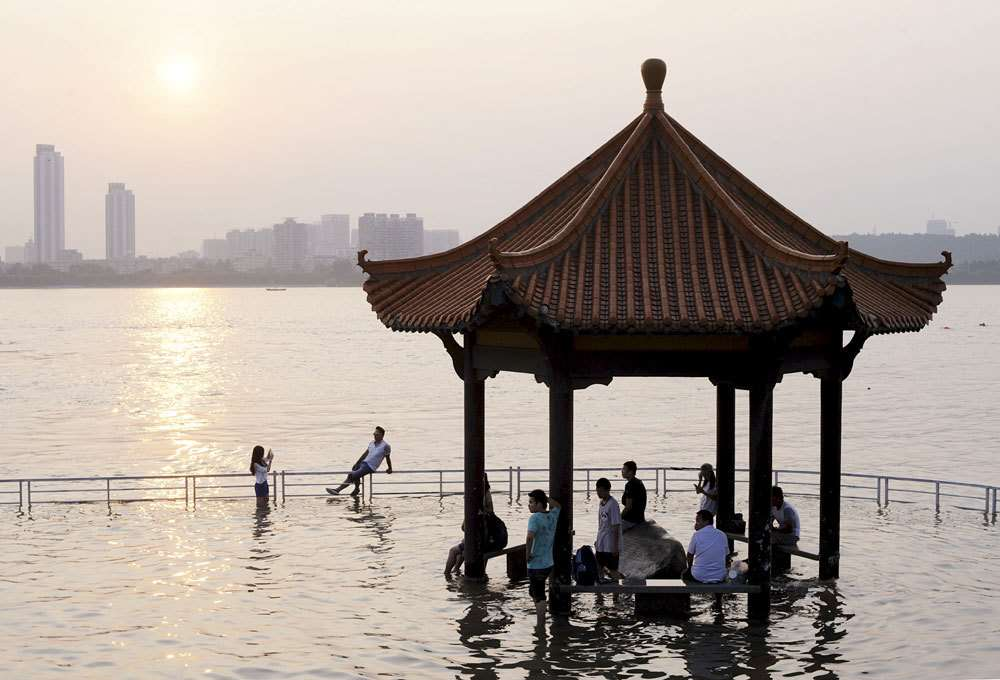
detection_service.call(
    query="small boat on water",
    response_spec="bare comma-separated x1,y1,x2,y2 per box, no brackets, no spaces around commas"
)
265,288,287,291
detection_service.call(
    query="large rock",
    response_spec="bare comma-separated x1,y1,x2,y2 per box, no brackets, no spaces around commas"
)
619,520,690,617
620,520,687,579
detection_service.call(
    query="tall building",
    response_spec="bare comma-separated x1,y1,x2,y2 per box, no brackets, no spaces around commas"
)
202,239,229,261
309,214,351,257
926,219,955,236
105,183,135,259
358,212,423,260
34,144,65,263
273,218,310,271
423,229,461,255
4,245,26,265
226,228,274,259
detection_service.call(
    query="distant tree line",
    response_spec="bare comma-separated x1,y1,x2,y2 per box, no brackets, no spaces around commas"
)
833,232,1000,283
0,259,365,288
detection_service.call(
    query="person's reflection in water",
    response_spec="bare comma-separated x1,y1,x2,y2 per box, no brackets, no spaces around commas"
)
247,502,275,593
342,494,396,574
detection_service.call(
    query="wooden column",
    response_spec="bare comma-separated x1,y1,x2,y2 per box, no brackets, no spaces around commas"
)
747,380,774,621
715,382,736,533
548,363,574,615
819,376,842,580
462,334,486,579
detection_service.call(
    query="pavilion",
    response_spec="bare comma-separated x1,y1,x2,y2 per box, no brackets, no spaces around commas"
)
357,59,950,619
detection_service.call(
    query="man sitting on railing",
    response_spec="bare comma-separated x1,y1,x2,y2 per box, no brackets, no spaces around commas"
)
327,426,393,497
770,486,800,546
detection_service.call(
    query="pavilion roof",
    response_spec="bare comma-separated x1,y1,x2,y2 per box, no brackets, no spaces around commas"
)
360,59,950,336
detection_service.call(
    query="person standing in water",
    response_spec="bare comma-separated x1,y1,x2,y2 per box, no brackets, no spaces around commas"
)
250,445,274,502
327,426,393,496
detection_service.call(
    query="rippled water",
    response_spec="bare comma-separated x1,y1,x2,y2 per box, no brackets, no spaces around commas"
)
1,286,999,678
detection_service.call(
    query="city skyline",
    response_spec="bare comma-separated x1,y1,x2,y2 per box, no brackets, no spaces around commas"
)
1,2,998,258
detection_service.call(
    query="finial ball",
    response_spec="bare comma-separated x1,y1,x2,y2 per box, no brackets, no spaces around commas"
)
641,58,667,92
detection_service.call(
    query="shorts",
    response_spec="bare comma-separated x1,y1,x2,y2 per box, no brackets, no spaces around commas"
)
528,567,552,603
254,481,269,498
596,551,619,571
348,462,375,483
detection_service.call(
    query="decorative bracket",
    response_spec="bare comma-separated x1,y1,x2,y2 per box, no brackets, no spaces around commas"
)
433,331,464,380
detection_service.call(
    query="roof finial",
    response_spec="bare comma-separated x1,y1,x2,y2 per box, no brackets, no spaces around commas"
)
488,238,502,268
641,58,666,112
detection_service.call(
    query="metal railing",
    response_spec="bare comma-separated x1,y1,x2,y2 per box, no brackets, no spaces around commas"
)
1,466,996,520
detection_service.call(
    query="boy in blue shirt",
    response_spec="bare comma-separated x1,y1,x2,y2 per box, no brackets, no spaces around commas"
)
525,489,561,621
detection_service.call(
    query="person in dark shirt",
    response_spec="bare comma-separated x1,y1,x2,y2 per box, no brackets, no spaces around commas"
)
620,460,647,531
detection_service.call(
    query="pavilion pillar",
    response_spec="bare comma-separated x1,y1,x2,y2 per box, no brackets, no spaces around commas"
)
819,376,842,580
462,333,486,579
715,382,736,533
548,363,574,615
747,379,774,621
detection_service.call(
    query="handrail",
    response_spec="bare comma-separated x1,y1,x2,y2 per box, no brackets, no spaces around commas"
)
1,466,996,520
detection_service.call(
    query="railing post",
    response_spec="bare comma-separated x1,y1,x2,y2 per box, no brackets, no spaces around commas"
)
993,487,998,521
653,468,658,497
884,478,890,505
516,466,521,501
876,477,881,506
192,476,197,509
774,471,780,487
986,487,991,516
107,478,111,505
185,477,189,508
508,466,513,502
935,482,940,513
586,469,591,497
26,480,31,510
272,472,277,503
281,470,286,504
439,470,443,498
19,480,23,511
663,469,667,498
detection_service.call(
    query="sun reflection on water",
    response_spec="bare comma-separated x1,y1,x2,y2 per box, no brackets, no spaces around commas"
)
122,289,232,475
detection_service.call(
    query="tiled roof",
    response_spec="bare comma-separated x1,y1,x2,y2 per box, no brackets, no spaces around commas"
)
361,59,949,335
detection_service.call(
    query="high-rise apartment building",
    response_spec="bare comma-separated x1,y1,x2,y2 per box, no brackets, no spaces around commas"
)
34,144,65,263
226,228,274,259
423,229,461,255
202,239,229,261
310,214,351,258
105,183,135,259
273,219,310,271
358,213,423,260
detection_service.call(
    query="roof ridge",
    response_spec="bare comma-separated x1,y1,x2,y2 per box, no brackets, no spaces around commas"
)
665,114,951,279
652,113,846,274
492,113,654,270
359,114,645,277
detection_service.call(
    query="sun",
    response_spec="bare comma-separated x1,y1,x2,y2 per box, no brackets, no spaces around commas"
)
158,57,199,94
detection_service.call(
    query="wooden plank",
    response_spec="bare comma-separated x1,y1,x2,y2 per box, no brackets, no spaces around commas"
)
727,533,819,560
557,578,760,595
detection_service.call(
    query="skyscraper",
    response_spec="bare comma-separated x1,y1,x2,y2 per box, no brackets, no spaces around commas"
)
423,229,461,255
33,144,65,263
105,183,135,259
309,214,351,257
358,213,423,260
273,218,310,271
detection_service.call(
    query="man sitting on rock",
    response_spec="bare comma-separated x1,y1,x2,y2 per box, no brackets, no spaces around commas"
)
683,510,728,584
770,485,800,547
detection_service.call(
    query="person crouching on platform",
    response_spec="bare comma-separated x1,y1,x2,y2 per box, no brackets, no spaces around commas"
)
526,489,561,622
445,472,495,575
683,510,728,584
770,486,800,546
327,426,392,496
594,477,623,582
620,460,646,531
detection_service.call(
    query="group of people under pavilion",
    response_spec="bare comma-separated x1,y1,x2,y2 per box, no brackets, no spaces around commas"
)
355,58,950,620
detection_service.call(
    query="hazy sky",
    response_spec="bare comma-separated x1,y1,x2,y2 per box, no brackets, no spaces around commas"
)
1,1,998,258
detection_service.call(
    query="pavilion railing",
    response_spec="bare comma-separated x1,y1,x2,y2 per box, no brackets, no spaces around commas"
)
0,466,996,520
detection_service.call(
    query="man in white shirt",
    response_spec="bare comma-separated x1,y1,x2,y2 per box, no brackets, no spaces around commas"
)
594,477,623,581
327,426,393,496
684,510,729,584
770,486,800,546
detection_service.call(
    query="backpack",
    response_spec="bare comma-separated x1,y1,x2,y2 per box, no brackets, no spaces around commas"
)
484,512,508,552
573,545,599,585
